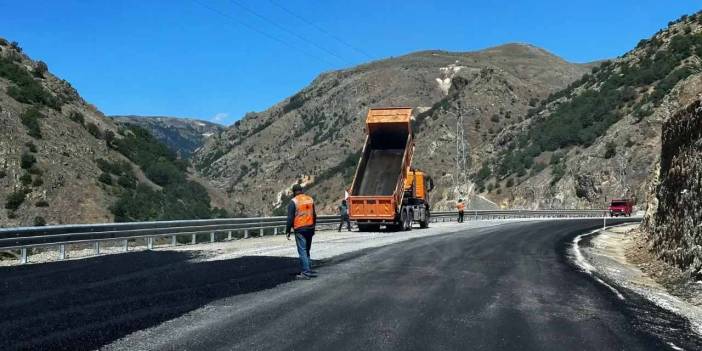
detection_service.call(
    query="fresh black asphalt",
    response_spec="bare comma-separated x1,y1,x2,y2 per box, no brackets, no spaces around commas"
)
1,219,698,350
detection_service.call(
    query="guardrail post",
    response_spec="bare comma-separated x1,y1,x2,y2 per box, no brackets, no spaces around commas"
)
147,237,153,250
227,231,232,240
172,235,177,246
20,248,27,264
274,227,278,235
210,232,215,243
260,228,264,237
94,241,100,255
124,239,129,252
59,244,66,260
244,229,249,239
191,234,196,245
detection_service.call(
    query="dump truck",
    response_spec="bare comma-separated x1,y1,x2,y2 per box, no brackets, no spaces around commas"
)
347,107,433,231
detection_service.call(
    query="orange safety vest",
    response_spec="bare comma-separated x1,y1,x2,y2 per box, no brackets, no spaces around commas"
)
292,194,315,229
456,202,465,212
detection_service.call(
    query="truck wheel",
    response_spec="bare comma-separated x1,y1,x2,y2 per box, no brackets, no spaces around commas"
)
419,209,430,229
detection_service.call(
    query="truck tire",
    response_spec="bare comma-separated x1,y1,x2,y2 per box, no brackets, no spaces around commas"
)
407,210,413,231
419,210,429,229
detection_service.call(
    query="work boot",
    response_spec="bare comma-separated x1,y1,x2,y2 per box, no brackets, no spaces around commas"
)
296,273,311,280
303,271,317,278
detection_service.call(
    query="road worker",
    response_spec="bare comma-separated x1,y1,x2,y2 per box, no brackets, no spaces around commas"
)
456,199,465,223
286,184,317,279
338,199,351,232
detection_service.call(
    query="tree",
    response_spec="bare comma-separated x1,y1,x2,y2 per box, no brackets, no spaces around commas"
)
98,172,112,185
33,216,46,226
604,141,617,159
20,152,36,169
104,130,115,147
34,61,48,78
86,122,102,139
20,108,44,139
5,190,26,210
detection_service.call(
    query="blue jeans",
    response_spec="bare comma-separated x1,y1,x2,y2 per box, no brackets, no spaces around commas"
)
294,231,314,274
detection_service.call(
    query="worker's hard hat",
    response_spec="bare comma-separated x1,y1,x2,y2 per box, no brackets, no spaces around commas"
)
292,184,303,193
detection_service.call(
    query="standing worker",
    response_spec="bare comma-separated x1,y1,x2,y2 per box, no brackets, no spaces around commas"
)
456,199,465,223
338,199,351,232
286,184,317,279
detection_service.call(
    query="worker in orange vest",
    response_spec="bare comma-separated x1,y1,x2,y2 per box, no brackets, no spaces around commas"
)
286,184,317,279
456,199,465,223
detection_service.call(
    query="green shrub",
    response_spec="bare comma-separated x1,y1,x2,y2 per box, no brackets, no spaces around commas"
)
551,162,566,185
0,38,7,46
0,55,60,109
35,200,49,207
0,169,6,178
10,41,21,52
5,190,26,210
117,174,137,189
604,142,617,159
28,165,42,175
96,158,133,176
20,152,36,169
33,216,46,226
86,122,102,139
505,178,514,188
25,141,37,152
145,161,183,186
32,177,43,187
104,130,115,147
19,173,32,186
490,114,500,123
98,172,112,185
20,107,44,138
69,111,85,125
34,61,48,78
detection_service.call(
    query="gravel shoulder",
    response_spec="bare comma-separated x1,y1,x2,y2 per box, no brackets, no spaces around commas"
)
576,224,702,344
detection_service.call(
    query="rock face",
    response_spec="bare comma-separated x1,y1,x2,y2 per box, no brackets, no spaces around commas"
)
194,44,593,215
643,99,702,277
111,116,223,158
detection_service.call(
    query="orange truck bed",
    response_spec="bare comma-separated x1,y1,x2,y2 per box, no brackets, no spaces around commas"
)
348,108,414,222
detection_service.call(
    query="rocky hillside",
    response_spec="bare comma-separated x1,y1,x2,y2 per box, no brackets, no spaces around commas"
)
194,44,593,215
111,116,223,158
477,11,702,210
0,38,224,227
642,99,702,277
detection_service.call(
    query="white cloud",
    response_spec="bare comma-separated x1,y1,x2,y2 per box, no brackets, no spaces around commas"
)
211,112,228,123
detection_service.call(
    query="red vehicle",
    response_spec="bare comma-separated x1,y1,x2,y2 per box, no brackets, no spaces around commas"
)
608,199,634,217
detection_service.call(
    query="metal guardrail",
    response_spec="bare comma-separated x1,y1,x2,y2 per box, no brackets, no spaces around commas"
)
0,209,607,264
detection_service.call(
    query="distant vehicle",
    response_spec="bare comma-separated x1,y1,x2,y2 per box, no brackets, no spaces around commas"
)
347,107,433,231
608,199,634,217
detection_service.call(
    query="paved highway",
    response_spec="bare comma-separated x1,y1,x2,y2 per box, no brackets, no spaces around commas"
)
2,219,698,350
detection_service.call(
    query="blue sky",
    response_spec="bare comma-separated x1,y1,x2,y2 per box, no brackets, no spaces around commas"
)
1,1,700,125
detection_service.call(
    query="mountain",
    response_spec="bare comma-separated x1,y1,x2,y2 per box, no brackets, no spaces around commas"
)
193,43,594,215
478,11,702,210
111,116,223,158
0,38,224,227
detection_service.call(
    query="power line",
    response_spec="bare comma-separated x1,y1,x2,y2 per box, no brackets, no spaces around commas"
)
267,0,373,60
190,0,337,65
228,0,351,65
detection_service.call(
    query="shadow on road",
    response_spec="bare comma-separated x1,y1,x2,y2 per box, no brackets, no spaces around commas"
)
0,250,309,351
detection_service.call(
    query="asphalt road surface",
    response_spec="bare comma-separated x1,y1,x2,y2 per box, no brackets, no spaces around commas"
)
2,219,698,350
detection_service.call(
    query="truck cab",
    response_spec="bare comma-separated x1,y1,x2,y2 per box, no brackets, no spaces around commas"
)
608,198,634,217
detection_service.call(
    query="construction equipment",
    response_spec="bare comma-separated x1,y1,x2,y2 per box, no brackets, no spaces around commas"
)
347,107,433,231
